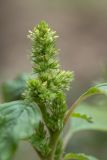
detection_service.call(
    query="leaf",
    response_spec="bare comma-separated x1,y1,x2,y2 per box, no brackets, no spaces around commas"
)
71,103,107,134
64,103,107,148
64,153,98,160
0,100,41,160
64,83,107,124
1,74,28,102
82,83,107,98
64,83,107,145
72,113,93,123
0,132,17,160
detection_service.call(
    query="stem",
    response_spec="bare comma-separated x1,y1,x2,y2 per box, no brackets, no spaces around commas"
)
48,131,60,160
64,95,91,125
64,92,101,125
38,103,61,160
64,96,84,124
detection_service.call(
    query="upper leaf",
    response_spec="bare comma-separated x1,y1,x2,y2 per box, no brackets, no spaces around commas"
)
82,83,107,98
64,83,107,124
0,100,41,160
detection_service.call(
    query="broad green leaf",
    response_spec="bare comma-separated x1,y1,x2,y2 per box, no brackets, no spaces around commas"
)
0,132,17,160
64,153,98,160
71,103,107,134
0,100,41,160
1,74,28,102
72,113,93,123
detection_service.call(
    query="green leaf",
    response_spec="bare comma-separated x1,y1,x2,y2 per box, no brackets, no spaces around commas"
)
64,153,98,160
1,74,28,102
71,103,107,134
82,83,107,97
72,113,93,123
0,100,41,160
0,132,17,160
64,103,107,148
64,83,107,124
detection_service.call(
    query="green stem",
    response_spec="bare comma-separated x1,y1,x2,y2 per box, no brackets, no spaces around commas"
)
64,95,86,124
48,131,60,160
64,92,101,125
39,103,61,160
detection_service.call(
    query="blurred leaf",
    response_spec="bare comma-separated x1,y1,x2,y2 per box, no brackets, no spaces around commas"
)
69,131,107,160
64,153,98,160
71,103,107,134
1,74,28,102
64,103,107,148
0,100,41,160
72,113,93,123
82,83,107,98
65,83,107,124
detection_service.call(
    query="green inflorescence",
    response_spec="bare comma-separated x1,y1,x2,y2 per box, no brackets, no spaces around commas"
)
24,21,74,158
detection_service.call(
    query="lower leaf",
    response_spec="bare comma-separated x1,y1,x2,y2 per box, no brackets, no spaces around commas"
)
0,100,41,160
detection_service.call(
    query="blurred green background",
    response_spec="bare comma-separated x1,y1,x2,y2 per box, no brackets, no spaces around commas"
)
1,0,107,159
